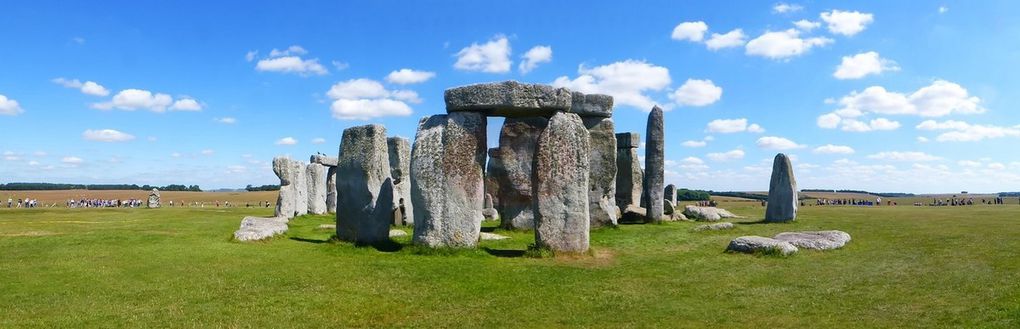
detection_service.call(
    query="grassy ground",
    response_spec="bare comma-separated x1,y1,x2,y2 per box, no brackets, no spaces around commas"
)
1,202,1018,328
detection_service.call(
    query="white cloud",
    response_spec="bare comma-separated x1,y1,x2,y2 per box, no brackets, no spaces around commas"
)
756,136,805,150
672,79,722,107
269,45,307,57
833,51,900,79
747,123,765,133
171,152,182,158
867,151,941,162
92,89,173,112
817,113,841,129
311,137,326,144
679,156,709,171
53,78,111,97
385,69,436,84
0,94,24,116
170,98,202,111
82,129,135,142
327,79,415,120
275,137,297,145
869,118,901,130
820,10,874,36
707,149,745,162
552,60,671,110
819,80,984,131
61,156,84,165
332,61,350,71
793,20,821,31
706,118,763,133
745,29,833,60
519,46,553,74
917,136,929,143
681,140,707,147
988,162,1006,170
958,160,982,168
916,120,1020,142
454,36,511,73
671,21,708,42
813,144,855,154
773,3,804,13
245,51,258,62
939,6,949,14
256,56,328,76
215,117,236,124
705,29,746,50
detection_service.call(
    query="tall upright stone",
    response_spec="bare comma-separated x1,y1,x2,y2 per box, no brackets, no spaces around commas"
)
306,163,327,215
336,124,393,244
496,117,548,230
533,112,591,253
576,92,618,228
411,112,486,248
765,153,798,222
310,154,338,213
664,184,678,206
615,132,642,210
273,157,299,218
387,137,414,226
484,148,503,211
642,106,664,223
291,160,308,217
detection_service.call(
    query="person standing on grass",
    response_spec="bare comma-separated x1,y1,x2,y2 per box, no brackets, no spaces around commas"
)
7,197,11,208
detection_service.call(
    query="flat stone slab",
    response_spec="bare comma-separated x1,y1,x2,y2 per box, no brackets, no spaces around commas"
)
317,224,336,230
479,232,510,240
727,236,798,255
310,154,338,167
693,222,734,231
683,205,739,222
445,81,572,117
569,91,613,118
389,229,409,238
615,132,640,149
773,230,851,250
234,216,289,241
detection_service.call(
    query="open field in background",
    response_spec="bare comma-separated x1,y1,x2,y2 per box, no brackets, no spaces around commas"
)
1,201,1019,327
0,190,279,207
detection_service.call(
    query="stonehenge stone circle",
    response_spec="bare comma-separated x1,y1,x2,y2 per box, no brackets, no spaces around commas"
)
291,160,309,217
765,153,798,222
726,236,798,255
310,154,339,213
664,184,677,206
683,205,738,222
306,163,328,215
411,112,486,248
582,116,619,228
482,193,500,222
615,132,642,210
387,137,414,226
336,124,394,244
569,91,613,118
495,117,548,230
533,112,591,253
642,106,665,223
445,81,572,117
147,188,160,208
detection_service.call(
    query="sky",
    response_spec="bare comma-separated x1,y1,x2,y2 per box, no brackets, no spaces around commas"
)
1,1,1019,193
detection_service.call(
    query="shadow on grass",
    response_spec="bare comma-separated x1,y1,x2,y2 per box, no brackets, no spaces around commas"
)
480,226,497,233
289,237,330,244
482,248,526,258
734,219,780,225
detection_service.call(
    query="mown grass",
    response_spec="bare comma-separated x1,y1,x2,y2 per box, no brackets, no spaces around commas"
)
0,203,1018,328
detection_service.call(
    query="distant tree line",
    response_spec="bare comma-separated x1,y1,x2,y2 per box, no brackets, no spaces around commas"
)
676,189,711,201
708,191,768,201
801,189,915,198
998,192,1020,197
245,184,280,191
0,183,201,191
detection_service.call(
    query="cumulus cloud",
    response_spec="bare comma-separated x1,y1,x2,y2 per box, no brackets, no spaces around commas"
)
682,140,707,147
745,29,833,60
705,118,763,133
707,149,745,162
756,136,804,150
833,51,899,79
53,78,110,96
705,29,747,50
0,94,24,116
82,129,135,142
92,89,173,112
813,144,855,154
215,117,236,124
818,80,984,131
747,123,765,133
454,36,511,73
519,45,552,74
170,98,202,111
916,120,1020,142
275,137,297,145
671,21,709,42
552,60,671,110
793,20,821,31
385,69,436,84
773,3,804,13
253,45,328,76
679,156,709,171
867,151,941,162
326,78,416,120
820,10,874,36
672,79,722,107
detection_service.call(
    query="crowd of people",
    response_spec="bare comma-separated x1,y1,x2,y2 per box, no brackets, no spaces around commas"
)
67,198,144,208
4,195,277,209
924,197,1016,206
814,198,886,206
6,197,39,208
693,200,718,207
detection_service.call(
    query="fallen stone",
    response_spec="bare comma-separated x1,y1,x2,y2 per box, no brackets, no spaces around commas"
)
336,124,393,244
479,232,510,240
726,236,798,255
615,132,643,210
693,222,734,231
533,112,591,253
496,117,548,230
765,153,798,222
316,224,336,230
583,116,618,228
569,91,614,118
683,205,739,222
306,163,328,215
388,137,414,225
773,230,851,250
642,106,665,223
234,216,288,241
444,81,572,117
389,229,408,238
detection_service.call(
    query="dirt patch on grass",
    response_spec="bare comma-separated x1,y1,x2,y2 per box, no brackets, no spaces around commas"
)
552,248,617,268
0,231,62,237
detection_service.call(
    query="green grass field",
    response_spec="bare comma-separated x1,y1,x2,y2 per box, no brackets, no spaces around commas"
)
1,202,1018,328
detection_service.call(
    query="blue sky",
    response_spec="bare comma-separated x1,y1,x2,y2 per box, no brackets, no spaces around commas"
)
2,1,1019,193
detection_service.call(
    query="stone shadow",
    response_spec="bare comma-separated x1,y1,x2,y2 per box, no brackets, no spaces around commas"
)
483,247,526,258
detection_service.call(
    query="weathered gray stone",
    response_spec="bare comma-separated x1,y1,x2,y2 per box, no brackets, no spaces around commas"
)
306,163,327,215
233,216,288,241
765,153,798,222
533,112,590,253
484,148,502,211
664,200,675,216
683,205,739,222
642,106,665,223
336,124,393,244
291,160,308,217
482,193,500,221
317,224,336,230
273,157,298,218
569,91,614,118
389,229,408,238
773,231,851,250
147,188,160,208
479,232,510,240
583,117,619,228
388,137,414,226
615,132,643,210
444,81,572,117
664,184,678,206
496,117,548,230
693,222,734,232
310,154,338,167
325,166,337,213
726,236,798,255
411,112,486,248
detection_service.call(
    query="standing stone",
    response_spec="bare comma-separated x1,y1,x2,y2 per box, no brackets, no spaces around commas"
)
291,160,308,217
411,112,486,248
336,124,393,244
387,137,414,226
533,112,591,253
582,116,618,227
306,163,327,215
310,155,339,213
642,106,665,223
765,153,798,222
147,188,160,208
615,132,642,210
664,184,678,207
273,157,297,218
496,117,548,230
484,148,503,211
482,193,500,222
